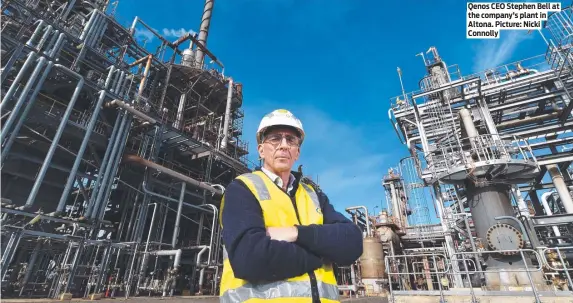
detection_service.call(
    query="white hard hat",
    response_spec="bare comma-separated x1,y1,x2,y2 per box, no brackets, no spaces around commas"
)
256,109,305,144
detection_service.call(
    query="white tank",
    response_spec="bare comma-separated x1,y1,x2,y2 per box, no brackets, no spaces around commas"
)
181,49,195,67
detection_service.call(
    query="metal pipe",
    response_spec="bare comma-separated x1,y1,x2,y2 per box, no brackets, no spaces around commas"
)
26,20,46,46
84,111,123,218
150,249,182,269
459,107,478,138
141,181,215,214
106,99,157,124
0,53,42,132
61,0,77,20
345,206,370,236
53,66,116,215
48,33,66,58
194,0,214,67
220,77,233,150
512,186,531,218
84,11,102,45
127,155,223,195
547,164,573,213
137,55,152,103
92,115,131,220
22,65,85,210
0,44,25,84
114,71,125,95
541,191,564,244
36,25,53,51
1,59,53,164
91,14,108,48
172,183,186,247
136,203,158,288
42,30,59,56
174,94,186,130
80,10,97,40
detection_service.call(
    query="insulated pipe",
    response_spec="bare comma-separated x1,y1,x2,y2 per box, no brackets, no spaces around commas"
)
138,55,152,100
48,33,66,58
547,164,573,213
26,20,46,46
345,206,370,237
93,115,131,220
172,183,186,248
80,10,97,40
174,94,187,130
512,186,531,218
114,71,125,95
0,44,25,84
0,55,46,147
91,14,108,48
194,0,214,67
1,59,53,164
53,66,116,215
22,65,85,210
150,249,182,269
36,25,53,51
389,182,402,227
106,99,156,124
61,0,76,20
0,51,40,111
541,191,564,243
459,107,478,138
83,11,102,46
42,30,59,56
220,78,233,150
84,111,123,218
126,155,223,195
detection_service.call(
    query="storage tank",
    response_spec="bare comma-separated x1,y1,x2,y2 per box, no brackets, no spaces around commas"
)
181,48,195,67
360,236,386,295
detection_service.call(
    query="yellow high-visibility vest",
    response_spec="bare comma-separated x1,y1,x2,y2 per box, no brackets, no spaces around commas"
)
219,170,340,303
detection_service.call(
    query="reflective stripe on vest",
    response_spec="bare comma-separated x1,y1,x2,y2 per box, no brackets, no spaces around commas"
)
220,280,340,303
299,183,320,210
240,172,271,200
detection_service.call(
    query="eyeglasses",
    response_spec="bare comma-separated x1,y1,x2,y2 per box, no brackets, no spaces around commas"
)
263,133,301,147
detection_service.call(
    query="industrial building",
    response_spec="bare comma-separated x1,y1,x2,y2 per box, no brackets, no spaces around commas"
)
1,0,250,299
340,7,573,303
1,0,573,302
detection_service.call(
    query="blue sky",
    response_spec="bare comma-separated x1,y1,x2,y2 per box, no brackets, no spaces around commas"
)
113,0,568,222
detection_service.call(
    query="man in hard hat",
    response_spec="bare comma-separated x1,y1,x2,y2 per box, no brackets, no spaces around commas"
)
218,109,364,303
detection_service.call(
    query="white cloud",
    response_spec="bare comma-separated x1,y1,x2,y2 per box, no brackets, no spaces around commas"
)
134,28,155,42
472,30,536,73
162,28,196,37
133,27,197,44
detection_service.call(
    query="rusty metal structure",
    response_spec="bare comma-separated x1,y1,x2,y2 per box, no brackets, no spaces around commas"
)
1,0,251,299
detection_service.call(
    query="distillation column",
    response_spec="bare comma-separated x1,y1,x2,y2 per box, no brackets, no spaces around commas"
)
457,107,546,290
414,48,546,290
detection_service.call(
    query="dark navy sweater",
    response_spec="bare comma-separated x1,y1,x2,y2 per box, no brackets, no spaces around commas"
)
221,169,364,282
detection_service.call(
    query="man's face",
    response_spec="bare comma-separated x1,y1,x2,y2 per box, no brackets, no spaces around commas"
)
257,127,301,173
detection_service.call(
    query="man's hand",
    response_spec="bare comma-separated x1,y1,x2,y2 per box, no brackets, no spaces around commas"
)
266,226,298,242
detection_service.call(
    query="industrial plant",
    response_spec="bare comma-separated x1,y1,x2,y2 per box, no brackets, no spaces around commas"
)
1,0,572,302
340,7,573,303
